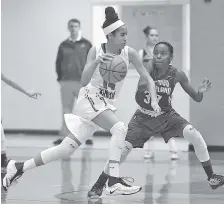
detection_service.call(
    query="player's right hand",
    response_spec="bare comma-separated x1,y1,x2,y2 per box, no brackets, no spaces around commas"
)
151,101,161,114
96,53,115,64
26,91,41,99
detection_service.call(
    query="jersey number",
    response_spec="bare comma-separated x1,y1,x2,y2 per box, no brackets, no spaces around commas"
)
144,91,162,104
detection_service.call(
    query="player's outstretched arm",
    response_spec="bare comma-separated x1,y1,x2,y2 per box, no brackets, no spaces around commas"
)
81,46,114,86
177,70,212,102
1,73,41,99
128,47,160,113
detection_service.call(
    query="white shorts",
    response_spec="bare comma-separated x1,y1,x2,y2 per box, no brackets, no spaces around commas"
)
64,84,117,143
64,114,98,143
74,84,116,121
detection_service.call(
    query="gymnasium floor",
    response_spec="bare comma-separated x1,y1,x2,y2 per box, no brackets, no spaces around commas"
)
1,134,224,204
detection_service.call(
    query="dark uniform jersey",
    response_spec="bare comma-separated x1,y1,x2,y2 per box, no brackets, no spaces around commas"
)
126,50,189,147
135,65,178,112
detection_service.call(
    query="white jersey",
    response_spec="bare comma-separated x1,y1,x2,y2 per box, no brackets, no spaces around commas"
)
89,44,129,103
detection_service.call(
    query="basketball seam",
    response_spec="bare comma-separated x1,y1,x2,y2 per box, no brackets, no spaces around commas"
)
112,61,125,71
99,61,108,77
112,70,122,81
100,67,107,77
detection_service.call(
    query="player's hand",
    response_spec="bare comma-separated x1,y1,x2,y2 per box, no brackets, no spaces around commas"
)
96,53,115,64
151,101,161,114
198,78,212,93
26,91,41,99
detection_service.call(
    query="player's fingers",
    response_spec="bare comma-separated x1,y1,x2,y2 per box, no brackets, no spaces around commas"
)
207,81,212,86
152,105,161,113
98,56,105,63
100,59,108,64
102,56,114,61
206,80,211,85
207,83,212,89
104,53,115,57
202,78,207,84
103,53,114,58
102,54,115,60
204,78,209,82
99,56,112,62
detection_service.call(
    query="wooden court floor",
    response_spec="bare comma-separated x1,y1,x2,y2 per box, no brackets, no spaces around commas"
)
1,136,224,204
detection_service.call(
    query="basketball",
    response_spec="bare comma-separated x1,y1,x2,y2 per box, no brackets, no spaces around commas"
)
99,55,127,83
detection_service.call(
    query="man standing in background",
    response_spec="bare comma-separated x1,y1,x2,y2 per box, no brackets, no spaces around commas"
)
54,19,92,145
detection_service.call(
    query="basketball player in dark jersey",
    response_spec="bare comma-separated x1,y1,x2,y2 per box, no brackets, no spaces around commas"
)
88,41,224,198
139,26,179,160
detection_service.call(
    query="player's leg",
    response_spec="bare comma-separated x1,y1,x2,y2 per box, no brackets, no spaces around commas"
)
2,115,96,191
163,110,223,189
144,136,179,160
167,138,179,160
1,125,8,182
143,136,155,159
88,140,134,198
91,109,142,196
182,124,224,189
156,110,180,160
88,111,151,198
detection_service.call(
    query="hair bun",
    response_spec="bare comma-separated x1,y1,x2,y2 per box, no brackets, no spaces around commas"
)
143,26,152,35
105,7,118,21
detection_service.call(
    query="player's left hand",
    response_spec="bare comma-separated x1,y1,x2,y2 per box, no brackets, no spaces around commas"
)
151,101,161,114
198,78,212,93
26,91,41,99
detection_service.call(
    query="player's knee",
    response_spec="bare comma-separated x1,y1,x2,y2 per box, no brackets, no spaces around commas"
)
124,141,133,150
183,125,207,150
183,125,198,140
110,122,127,148
110,122,127,137
57,137,79,158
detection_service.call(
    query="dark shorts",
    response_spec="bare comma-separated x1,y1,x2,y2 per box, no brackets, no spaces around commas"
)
126,108,189,148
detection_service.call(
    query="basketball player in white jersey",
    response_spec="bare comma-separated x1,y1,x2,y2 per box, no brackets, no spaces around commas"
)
3,7,160,196
1,73,41,183
139,26,179,160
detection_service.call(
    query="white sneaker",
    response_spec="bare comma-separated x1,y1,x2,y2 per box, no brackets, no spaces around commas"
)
208,173,224,190
2,160,24,191
105,177,142,196
144,151,155,160
170,152,179,160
